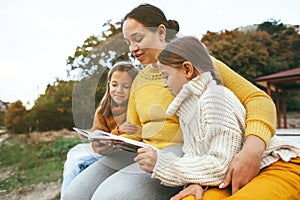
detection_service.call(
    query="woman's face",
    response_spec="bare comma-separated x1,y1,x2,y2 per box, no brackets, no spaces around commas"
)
109,71,133,105
122,18,166,65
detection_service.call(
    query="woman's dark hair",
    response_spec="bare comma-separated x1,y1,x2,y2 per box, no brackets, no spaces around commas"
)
98,61,139,117
158,36,222,84
122,3,179,41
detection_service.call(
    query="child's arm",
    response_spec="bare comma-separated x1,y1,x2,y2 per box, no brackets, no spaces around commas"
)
91,107,110,132
151,86,245,187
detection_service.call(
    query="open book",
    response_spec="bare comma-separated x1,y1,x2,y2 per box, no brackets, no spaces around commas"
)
73,127,158,153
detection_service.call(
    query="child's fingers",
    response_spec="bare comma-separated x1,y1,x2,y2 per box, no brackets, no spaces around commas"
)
137,147,148,154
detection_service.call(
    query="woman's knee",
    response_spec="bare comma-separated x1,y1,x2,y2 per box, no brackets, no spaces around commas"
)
63,159,117,200
91,170,181,200
202,187,230,200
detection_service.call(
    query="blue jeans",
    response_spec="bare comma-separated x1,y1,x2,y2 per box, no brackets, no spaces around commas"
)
63,145,184,200
60,143,103,199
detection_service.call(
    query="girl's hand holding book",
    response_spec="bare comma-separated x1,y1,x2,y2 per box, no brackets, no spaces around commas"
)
92,140,119,155
134,148,157,173
118,122,140,135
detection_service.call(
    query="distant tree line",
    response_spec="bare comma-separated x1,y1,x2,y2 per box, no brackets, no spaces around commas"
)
201,19,300,111
1,19,299,133
3,81,75,133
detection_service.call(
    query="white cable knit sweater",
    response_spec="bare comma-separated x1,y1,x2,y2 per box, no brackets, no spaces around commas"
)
152,72,300,187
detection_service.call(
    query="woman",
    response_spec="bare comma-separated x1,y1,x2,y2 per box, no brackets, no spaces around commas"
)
122,3,276,195
63,4,276,199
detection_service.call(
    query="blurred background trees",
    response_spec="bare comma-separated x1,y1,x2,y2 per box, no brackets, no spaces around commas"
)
201,19,300,111
201,20,300,82
1,19,299,133
3,81,74,133
30,81,75,131
3,100,28,133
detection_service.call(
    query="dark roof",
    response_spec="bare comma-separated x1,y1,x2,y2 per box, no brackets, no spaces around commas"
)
256,67,300,81
256,67,300,91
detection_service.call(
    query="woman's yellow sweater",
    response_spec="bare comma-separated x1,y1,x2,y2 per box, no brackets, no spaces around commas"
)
212,57,276,144
125,59,276,149
125,65,183,149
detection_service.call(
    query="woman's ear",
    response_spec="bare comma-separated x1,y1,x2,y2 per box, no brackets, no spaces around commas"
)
157,24,167,41
181,61,194,79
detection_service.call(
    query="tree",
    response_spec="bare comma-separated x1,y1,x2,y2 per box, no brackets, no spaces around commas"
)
4,100,29,133
202,20,300,82
67,21,131,77
258,20,300,70
201,20,300,111
0,100,9,126
30,81,74,131
202,29,275,82
257,19,286,35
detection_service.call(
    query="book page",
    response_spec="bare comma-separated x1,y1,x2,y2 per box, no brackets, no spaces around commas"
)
73,127,158,152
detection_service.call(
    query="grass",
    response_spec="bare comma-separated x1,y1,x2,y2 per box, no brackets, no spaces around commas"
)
0,133,81,192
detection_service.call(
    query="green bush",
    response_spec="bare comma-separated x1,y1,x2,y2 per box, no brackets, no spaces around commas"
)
39,138,81,159
0,137,81,191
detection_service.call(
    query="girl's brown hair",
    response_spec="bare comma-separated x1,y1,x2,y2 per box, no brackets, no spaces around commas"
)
98,61,139,118
158,36,222,84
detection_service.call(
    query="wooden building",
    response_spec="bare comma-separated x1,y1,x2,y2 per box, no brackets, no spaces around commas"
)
256,67,300,128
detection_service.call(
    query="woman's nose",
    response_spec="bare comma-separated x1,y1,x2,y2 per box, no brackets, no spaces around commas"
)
130,43,139,54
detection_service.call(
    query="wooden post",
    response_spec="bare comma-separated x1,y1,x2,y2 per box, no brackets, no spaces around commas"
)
282,91,287,128
275,87,281,129
267,82,271,96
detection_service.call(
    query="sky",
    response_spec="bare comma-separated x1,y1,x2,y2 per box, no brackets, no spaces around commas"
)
1,0,299,108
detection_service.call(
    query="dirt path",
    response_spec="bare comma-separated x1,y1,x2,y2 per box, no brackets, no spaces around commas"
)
0,180,61,200
0,130,74,200
0,133,9,143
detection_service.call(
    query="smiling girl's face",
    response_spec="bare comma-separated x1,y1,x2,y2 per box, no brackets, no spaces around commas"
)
109,71,133,105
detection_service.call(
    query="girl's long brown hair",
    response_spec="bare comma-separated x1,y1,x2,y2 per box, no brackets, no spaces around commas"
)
98,61,139,118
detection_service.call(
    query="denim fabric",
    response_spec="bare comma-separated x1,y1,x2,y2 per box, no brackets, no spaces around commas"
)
60,143,103,200
63,145,184,200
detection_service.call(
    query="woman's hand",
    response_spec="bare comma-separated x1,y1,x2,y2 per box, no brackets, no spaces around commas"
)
220,135,265,194
91,140,118,155
118,122,139,135
170,184,205,200
134,148,157,172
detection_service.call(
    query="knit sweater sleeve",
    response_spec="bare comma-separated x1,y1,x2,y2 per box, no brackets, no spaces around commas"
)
123,82,143,142
152,88,244,187
212,57,276,146
91,107,110,132
91,106,116,153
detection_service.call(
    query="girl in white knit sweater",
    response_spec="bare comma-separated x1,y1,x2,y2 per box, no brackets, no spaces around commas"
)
134,36,300,200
